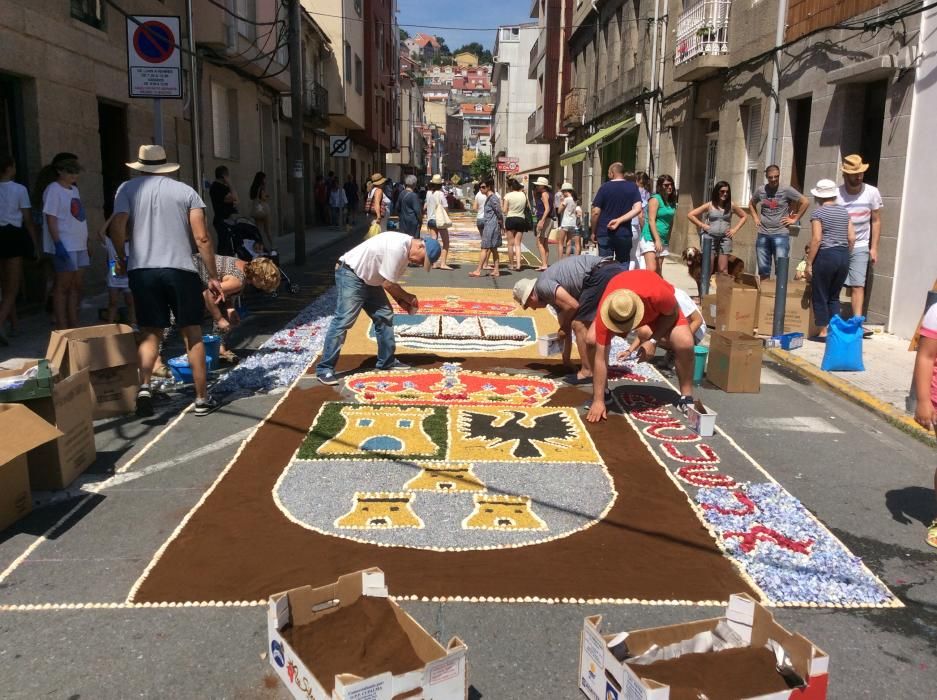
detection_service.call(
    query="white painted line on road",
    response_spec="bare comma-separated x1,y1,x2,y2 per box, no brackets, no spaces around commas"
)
115,404,194,474
85,427,254,492
742,416,844,434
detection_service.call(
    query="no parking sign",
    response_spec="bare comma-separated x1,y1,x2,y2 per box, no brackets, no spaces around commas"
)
126,16,182,98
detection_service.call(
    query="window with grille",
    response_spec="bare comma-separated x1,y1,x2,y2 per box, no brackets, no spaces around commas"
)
344,42,352,83
703,131,718,198
741,102,762,202
235,0,256,41
211,82,239,160
355,55,363,95
71,0,105,30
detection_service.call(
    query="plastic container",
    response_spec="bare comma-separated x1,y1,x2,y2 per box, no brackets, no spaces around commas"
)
779,332,804,350
537,333,563,357
693,345,709,386
167,356,194,384
202,334,221,368
0,359,55,402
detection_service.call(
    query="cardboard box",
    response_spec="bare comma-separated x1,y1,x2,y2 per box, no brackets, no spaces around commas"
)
706,332,763,393
756,279,819,337
687,400,717,437
709,274,759,334
0,404,63,531
579,594,829,700
268,568,468,700
46,324,139,418
701,293,717,329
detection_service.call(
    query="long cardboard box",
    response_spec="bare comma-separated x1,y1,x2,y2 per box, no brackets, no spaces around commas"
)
756,279,819,336
46,324,139,418
706,331,763,393
579,594,829,700
0,404,63,531
268,569,468,700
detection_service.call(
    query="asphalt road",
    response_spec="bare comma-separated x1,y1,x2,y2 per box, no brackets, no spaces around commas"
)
0,231,934,699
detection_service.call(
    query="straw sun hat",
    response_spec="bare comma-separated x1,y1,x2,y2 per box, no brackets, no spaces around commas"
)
840,154,869,174
126,145,180,174
599,289,645,336
369,172,388,186
533,176,551,188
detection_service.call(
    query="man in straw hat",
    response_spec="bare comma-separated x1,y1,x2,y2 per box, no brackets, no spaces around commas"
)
837,154,882,325
315,231,441,385
110,145,224,417
586,269,695,423
513,255,628,385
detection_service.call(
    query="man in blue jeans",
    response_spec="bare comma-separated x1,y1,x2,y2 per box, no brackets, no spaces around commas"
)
589,162,643,264
316,231,441,385
748,164,807,279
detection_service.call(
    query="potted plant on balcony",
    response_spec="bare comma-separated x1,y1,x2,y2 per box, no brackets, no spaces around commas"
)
696,23,716,44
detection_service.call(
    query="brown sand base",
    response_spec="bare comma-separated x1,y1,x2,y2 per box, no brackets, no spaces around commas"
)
132,357,754,603
282,597,425,695
629,647,790,700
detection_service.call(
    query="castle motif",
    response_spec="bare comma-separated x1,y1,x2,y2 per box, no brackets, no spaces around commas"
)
316,406,437,456
403,463,486,492
335,492,424,529
462,494,547,531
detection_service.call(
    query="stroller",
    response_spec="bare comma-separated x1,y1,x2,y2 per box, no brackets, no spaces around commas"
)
228,217,300,296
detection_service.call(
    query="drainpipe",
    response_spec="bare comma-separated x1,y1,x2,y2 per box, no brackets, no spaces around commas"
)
185,0,203,192
654,9,667,172
765,0,790,166
587,0,600,213
647,0,661,174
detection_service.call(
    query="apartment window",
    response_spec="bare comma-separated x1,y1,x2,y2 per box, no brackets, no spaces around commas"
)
858,80,887,186
71,0,105,30
788,96,812,192
344,42,352,82
741,102,762,202
500,27,519,42
355,55,363,95
211,82,239,160
235,0,256,41
703,125,719,198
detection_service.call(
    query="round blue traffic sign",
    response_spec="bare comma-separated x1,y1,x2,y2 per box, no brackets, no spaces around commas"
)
133,21,175,64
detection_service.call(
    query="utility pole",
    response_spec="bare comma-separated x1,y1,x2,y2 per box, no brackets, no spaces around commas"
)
287,0,306,265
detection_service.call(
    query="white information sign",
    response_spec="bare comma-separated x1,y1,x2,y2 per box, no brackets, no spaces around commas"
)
126,16,182,98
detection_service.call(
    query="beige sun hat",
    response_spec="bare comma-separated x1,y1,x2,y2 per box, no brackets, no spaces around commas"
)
126,145,180,174
512,278,537,308
810,178,839,199
599,289,645,336
841,154,869,174
560,182,574,191
369,172,388,186
429,174,444,185
533,176,551,188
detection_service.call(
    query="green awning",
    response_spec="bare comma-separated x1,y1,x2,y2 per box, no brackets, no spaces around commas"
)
559,117,638,166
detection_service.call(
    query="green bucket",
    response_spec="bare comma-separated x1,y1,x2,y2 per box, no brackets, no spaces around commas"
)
693,345,709,386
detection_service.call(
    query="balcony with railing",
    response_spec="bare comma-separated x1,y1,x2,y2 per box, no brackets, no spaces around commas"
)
528,28,546,79
673,0,731,82
303,80,328,126
562,87,587,127
526,106,544,143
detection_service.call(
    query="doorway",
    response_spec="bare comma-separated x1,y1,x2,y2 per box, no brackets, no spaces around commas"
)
97,100,128,217
788,97,812,193
859,80,887,186
0,75,28,183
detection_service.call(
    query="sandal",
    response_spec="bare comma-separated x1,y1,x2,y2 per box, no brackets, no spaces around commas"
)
927,520,937,549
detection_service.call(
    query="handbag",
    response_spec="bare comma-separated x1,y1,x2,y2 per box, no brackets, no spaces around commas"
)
523,203,534,232
434,199,452,229
366,219,381,239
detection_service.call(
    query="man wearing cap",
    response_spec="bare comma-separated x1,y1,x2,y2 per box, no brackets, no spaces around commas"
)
110,145,224,418
315,231,441,385
586,270,695,423
837,154,882,323
749,165,808,279
513,255,628,384
590,162,643,264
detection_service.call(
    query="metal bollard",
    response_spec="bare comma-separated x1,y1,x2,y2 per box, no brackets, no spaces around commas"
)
700,235,713,297
772,254,790,337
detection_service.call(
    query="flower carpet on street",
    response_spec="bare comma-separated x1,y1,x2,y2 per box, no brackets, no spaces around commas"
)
126,218,899,611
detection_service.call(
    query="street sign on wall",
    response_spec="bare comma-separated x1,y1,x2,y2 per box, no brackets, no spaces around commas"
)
496,161,519,173
330,136,351,158
126,16,182,98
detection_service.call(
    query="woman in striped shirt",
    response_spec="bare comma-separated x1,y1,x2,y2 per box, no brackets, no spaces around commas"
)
804,179,855,340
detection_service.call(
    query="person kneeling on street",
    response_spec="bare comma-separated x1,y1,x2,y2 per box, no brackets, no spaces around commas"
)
586,270,696,423
194,255,281,364
315,231,441,385
623,288,706,365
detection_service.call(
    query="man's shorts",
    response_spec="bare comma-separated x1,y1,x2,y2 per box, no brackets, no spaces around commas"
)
575,261,630,324
846,247,870,287
129,268,205,328
52,250,90,273
701,232,733,255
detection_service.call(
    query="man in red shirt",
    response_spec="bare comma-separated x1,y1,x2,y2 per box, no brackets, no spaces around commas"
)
586,270,695,422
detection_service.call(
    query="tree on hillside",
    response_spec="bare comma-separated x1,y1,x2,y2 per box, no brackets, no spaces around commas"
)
399,28,410,41
435,36,451,55
470,153,493,182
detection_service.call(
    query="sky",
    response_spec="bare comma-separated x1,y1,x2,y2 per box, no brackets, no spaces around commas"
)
396,0,535,53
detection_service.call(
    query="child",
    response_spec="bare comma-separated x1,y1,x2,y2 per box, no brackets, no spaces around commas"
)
99,215,135,326
794,244,810,280
913,298,937,548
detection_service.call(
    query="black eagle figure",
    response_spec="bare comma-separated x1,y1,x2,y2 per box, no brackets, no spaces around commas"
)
462,410,577,458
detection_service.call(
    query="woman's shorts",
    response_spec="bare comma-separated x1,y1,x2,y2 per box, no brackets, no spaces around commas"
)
52,249,90,273
0,225,34,259
636,237,670,258
505,216,528,232
701,232,733,255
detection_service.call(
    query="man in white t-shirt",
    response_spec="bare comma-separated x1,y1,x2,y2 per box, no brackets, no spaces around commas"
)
315,231,442,385
837,154,882,321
